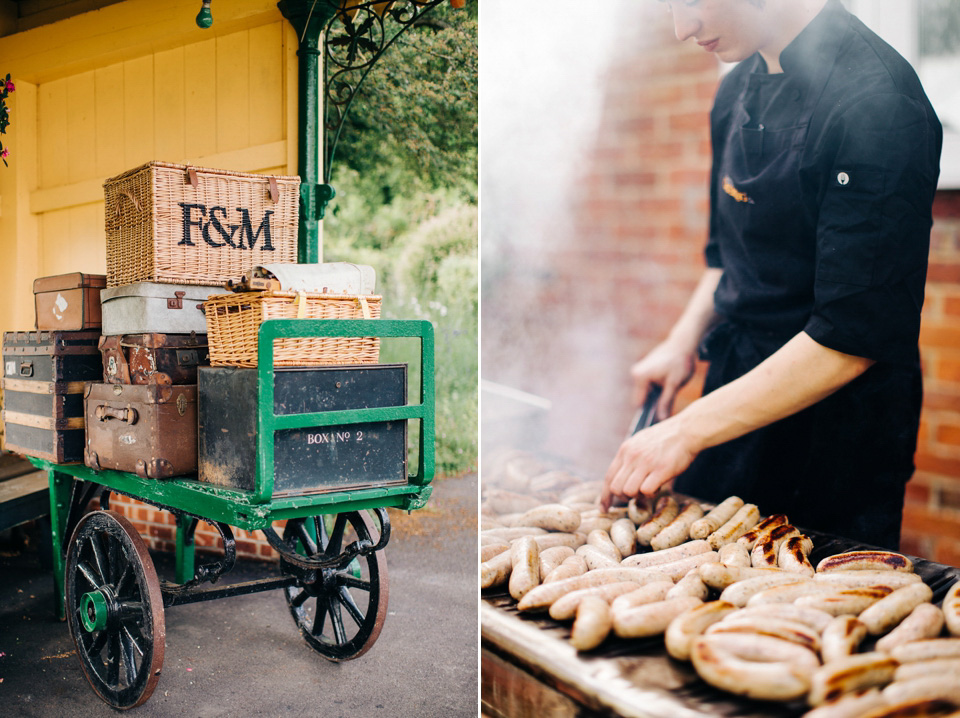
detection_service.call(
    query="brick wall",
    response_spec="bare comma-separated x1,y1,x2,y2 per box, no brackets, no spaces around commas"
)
484,4,960,562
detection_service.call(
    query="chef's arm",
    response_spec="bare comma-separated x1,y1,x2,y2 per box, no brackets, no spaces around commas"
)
603,331,875,506
631,267,723,418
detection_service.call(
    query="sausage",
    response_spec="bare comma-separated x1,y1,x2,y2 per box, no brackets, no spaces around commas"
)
622,539,713,569
816,550,915,574
707,503,761,549
549,581,641,621
542,554,588,583
627,495,653,525
570,596,613,651
735,513,789,551
808,652,899,706
690,496,745,540
609,518,638,559
636,495,680,546
858,582,934,636
484,488,542,515
610,580,675,613
516,532,587,551
480,550,513,589
560,481,603,505
586,529,622,562
578,517,614,534
690,633,816,702
800,689,888,718
665,600,740,661
529,469,581,494
648,550,720,582
880,677,960,709
943,580,960,637
698,562,783,591
751,525,802,569
864,697,960,718
508,536,541,601
876,603,945,653
719,574,814,608
778,535,816,576
481,542,511,563
796,586,895,617
705,615,821,653
667,568,709,601
719,542,752,569
746,580,834,606
821,615,869,664
814,571,923,590
650,502,705,551
516,567,673,612
891,639,960,664
538,546,576,580
612,595,703,639
575,544,620,570
482,526,548,541
729,603,834,632
894,658,960,683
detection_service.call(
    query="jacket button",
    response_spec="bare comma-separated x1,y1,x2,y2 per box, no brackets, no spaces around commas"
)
837,171,850,185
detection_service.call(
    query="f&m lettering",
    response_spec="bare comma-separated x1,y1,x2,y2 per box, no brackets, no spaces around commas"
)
178,203,275,250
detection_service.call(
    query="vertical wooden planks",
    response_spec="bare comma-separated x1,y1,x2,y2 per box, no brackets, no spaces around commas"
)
183,38,217,159
154,47,186,162
66,71,96,185
216,31,250,154
249,22,283,150
123,55,155,168
37,79,68,189
95,63,126,180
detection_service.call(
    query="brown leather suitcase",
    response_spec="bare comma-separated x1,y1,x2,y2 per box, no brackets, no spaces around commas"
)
33,273,106,331
2,330,102,463
99,333,209,385
83,382,197,479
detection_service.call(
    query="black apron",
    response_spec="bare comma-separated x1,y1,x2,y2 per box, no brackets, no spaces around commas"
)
672,58,921,552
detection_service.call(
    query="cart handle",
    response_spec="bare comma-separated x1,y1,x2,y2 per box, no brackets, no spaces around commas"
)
253,318,435,504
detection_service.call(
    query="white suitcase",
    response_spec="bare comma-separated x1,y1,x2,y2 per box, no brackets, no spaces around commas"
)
244,262,376,294
101,282,224,336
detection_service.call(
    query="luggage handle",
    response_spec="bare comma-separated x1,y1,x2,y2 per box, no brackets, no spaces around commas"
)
95,405,138,425
18,360,33,377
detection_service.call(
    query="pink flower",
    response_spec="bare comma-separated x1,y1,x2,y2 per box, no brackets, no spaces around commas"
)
1,148,9,158
5,81,13,92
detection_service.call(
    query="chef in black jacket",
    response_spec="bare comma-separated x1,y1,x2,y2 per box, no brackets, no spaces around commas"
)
601,0,942,551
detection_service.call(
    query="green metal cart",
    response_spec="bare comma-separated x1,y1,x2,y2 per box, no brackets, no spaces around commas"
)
28,317,434,709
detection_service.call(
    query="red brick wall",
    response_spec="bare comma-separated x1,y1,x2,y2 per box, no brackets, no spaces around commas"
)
485,5,960,563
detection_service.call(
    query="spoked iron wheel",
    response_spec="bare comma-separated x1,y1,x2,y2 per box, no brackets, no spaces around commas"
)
65,510,165,710
282,511,388,661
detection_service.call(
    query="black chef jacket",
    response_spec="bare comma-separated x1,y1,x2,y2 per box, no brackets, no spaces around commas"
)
672,0,942,551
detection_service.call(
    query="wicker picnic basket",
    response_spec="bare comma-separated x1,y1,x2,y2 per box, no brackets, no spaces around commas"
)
104,161,300,287
203,291,382,367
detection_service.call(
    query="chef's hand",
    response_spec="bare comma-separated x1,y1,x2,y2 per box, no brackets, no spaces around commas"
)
630,340,696,421
600,417,699,511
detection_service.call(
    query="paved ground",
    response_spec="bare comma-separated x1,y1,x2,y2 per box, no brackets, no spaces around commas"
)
0,473,477,717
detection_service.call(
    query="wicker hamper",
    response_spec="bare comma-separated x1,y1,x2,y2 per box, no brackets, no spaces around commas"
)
203,291,381,367
104,161,300,287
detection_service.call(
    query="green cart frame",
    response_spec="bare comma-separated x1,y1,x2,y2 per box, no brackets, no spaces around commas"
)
28,318,435,709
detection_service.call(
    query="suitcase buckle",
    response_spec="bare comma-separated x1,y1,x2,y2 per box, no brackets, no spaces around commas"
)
167,291,186,309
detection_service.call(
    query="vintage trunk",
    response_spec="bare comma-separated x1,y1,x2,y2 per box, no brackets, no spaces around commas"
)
197,365,407,496
1,330,102,463
33,273,107,331
99,333,209,385
83,383,198,479
100,282,223,336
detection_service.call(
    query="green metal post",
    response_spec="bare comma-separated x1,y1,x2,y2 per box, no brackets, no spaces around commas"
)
46,469,73,620
175,516,197,585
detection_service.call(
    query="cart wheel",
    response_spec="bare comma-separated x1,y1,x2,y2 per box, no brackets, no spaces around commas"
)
64,510,165,710
282,511,388,661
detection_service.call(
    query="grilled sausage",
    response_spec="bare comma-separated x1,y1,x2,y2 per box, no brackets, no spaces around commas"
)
800,689,888,718
542,554,588,583
816,550,915,574
943,580,960,637
880,677,960,709
650,502,705,551
859,582,934,636
482,526,547,541
690,496,745,540
508,536,541,601
736,513,789,551
864,697,960,718
667,568,709,601
610,580,675,613
751,525,802,569
892,639,960,664
480,550,513,589
627,495,653,526
894,658,960,683
814,571,923,590
549,581,641,621
690,633,817,702
746,580,834,606
808,652,899,706
719,542,753,568
481,542,511,563
665,600,740,661
707,503,760,549
621,539,713,569
729,603,834,632
612,595,703,639
778,534,816,576
609,518,638,559
796,586,895,617
523,532,588,551
570,596,613,651
719,574,813,608
538,546,576,580
876,603,945,653
821,616,869,664
586,529,622,562
516,567,673,612
698,562,783,591
706,615,821,653
636,495,680,547
575,544,620,570
648,550,720,582
578,517,614,534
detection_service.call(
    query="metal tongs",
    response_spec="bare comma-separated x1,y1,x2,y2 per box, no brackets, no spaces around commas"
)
628,384,662,436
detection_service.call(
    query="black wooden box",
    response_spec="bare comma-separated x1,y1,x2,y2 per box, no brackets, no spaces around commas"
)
197,365,407,496
2,330,102,463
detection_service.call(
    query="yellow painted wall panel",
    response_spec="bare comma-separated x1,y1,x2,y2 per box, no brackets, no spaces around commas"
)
66,71,96,184
183,38,217,159
123,55,155,167
216,31,250,154
38,79,68,188
154,47,186,162
94,64,126,179
249,22,284,147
